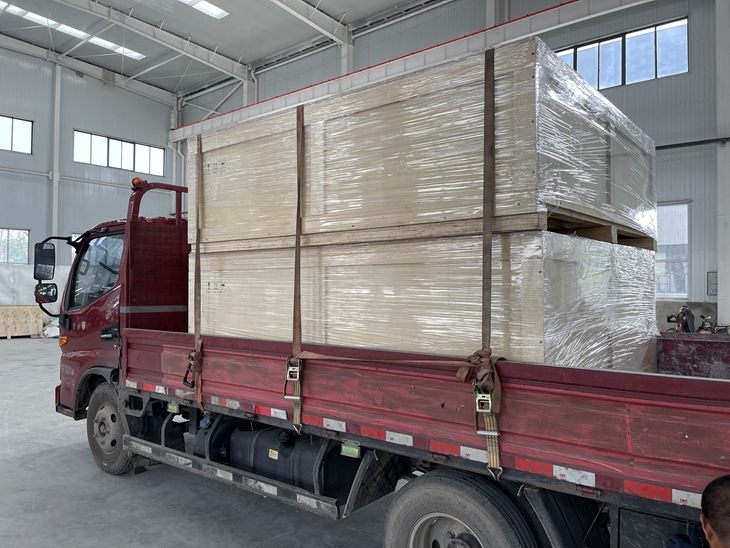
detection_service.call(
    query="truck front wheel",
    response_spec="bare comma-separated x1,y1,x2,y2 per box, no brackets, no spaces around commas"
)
86,382,133,475
384,469,537,548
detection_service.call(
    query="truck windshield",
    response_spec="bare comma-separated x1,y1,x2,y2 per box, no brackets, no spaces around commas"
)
70,233,124,309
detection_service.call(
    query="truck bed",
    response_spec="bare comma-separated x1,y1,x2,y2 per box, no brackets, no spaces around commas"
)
121,328,730,511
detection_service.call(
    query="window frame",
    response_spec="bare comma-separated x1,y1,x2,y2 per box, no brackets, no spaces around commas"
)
0,228,30,264
72,129,166,177
0,115,34,154
555,17,689,90
655,202,690,301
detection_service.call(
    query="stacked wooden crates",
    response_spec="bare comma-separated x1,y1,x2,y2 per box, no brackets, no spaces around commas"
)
188,37,657,371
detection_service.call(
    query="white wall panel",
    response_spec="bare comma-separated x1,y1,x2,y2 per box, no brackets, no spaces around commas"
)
656,145,717,302
0,46,174,273
257,46,341,102
182,82,246,127
353,0,485,70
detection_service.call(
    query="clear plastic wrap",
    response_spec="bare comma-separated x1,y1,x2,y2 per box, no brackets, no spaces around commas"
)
193,232,657,371
189,37,658,370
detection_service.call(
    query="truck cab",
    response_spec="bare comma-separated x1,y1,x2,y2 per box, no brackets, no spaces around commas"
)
33,179,189,421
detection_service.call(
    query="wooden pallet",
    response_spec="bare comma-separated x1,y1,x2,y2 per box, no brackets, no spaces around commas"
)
0,306,44,339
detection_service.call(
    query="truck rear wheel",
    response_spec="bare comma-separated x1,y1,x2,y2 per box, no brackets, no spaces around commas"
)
384,469,537,548
86,382,133,475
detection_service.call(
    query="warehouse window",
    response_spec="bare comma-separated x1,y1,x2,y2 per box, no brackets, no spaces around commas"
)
73,130,165,176
655,203,688,300
0,228,29,264
0,116,33,154
556,18,688,89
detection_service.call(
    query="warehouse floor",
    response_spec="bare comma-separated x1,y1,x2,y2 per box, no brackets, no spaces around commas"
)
0,338,388,548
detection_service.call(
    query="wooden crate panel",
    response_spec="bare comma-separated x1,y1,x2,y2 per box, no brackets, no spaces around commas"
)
0,306,43,338
192,232,655,371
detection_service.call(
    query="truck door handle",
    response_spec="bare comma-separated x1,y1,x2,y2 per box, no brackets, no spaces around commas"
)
100,324,119,342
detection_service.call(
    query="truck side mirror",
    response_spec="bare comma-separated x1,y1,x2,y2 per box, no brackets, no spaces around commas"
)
34,242,56,281
35,283,58,304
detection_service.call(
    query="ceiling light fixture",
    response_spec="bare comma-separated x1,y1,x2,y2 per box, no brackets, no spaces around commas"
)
2,4,145,60
89,36,119,50
56,24,90,40
177,0,228,20
115,47,145,60
5,5,27,16
23,12,59,27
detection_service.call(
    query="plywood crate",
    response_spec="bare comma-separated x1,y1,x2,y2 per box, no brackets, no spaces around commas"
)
187,37,658,370
0,306,44,339
191,37,656,247
192,232,656,371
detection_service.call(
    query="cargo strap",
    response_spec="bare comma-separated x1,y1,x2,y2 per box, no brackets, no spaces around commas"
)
285,105,305,433
466,349,503,481
475,47,502,481
183,134,207,415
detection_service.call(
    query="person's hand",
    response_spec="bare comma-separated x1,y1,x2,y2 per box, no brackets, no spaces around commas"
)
665,529,702,548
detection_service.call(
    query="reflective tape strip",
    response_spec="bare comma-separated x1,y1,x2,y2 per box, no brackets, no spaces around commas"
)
429,440,460,456
516,458,595,487
142,383,167,395
323,418,346,432
297,494,319,509
460,446,488,464
125,380,137,389
624,480,672,501
120,305,188,313
175,389,194,398
226,399,240,410
553,466,596,487
672,489,702,508
203,464,233,481
244,479,277,496
360,426,386,440
210,396,221,406
270,408,287,420
386,431,413,447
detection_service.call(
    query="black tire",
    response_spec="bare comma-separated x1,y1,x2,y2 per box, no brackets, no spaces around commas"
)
384,469,538,548
86,382,133,475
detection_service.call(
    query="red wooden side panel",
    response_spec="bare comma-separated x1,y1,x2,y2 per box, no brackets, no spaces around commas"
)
125,220,189,332
658,333,730,379
122,330,730,506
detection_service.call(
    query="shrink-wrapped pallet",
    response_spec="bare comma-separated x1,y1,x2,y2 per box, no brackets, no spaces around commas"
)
192,232,656,371
187,37,658,370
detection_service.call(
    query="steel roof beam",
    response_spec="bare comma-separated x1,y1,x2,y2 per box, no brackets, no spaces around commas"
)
0,34,175,105
47,0,251,84
266,0,350,45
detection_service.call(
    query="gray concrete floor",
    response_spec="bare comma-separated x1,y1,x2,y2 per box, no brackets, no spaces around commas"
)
0,338,389,548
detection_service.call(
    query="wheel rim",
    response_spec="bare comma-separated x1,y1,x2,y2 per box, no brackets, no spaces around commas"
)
409,512,484,548
92,402,122,455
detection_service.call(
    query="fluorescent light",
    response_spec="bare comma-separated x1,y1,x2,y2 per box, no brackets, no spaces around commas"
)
5,5,27,16
56,24,90,40
115,47,145,60
0,2,8,10
89,36,118,50
23,12,58,27
192,1,228,19
176,0,228,19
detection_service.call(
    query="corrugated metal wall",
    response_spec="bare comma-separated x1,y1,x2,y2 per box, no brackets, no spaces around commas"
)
353,0,485,69
258,46,341,102
182,82,245,127
0,46,173,278
537,0,717,302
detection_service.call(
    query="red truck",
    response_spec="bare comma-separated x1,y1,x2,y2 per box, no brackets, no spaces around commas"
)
33,178,730,548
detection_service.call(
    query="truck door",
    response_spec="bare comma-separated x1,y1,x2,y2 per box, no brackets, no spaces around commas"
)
58,232,125,410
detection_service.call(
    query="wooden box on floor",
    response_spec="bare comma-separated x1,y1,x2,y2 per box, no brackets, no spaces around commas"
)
0,306,44,339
